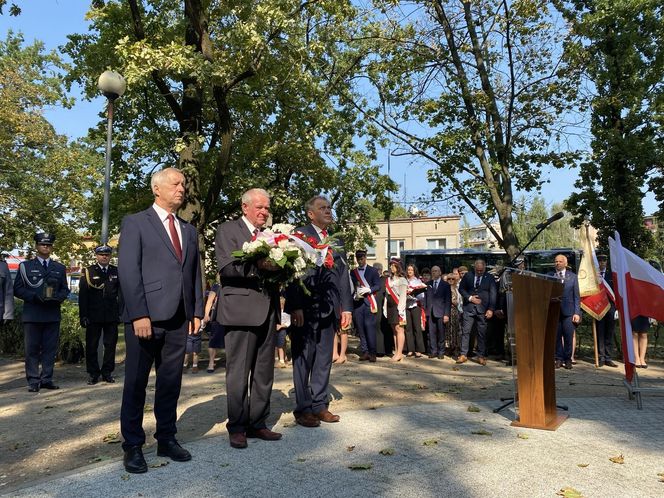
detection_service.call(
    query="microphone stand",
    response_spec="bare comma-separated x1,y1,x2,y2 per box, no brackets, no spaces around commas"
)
493,219,568,415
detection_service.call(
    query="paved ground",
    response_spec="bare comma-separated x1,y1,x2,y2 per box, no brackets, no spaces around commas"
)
7,395,664,498
2,337,663,497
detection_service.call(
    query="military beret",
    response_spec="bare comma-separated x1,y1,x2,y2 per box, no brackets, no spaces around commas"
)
34,232,55,245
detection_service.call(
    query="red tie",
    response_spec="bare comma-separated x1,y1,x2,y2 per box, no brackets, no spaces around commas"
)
167,213,182,262
321,229,328,239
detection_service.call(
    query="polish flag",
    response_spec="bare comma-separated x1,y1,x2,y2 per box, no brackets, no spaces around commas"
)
578,226,611,320
609,232,664,381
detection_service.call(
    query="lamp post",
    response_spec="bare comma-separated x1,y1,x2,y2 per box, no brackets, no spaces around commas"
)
97,70,126,245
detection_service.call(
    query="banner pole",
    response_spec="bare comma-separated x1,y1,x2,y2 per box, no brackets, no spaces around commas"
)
592,320,599,367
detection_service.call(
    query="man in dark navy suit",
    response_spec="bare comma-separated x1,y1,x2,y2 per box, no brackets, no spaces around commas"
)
350,249,381,362
13,232,70,392
118,167,204,473
425,265,452,359
79,244,120,385
458,259,496,365
548,253,581,370
595,254,617,367
286,196,353,428
215,188,282,449
0,255,14,324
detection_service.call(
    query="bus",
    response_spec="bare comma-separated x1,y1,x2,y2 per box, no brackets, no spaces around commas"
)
399,248,581,275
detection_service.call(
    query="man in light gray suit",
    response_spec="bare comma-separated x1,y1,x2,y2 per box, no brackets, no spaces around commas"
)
118,167,203,473
215,188,282,449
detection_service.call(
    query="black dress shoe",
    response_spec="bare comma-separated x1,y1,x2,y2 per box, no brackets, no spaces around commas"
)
40,382,60,390
28,384,40,392
124,446,148,473
555,360,563,369
102,375,115,383
87,376,99,385
157,440,192,462
564,361,573,370
604,360,618,368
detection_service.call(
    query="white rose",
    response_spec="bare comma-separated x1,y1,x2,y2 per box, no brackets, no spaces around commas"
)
247,240,264,252
277,238,290,248
272,223,294,234
242,241,250,252
294,257,306,271
270,247,284,261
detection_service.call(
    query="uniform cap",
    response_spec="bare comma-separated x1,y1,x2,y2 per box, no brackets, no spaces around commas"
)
597,254,608,262
34,232,55,245
95,245,112,255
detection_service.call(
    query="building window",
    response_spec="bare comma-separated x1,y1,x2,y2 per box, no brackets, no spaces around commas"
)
386,239,405,258
366,244,376,259
426,238,447,249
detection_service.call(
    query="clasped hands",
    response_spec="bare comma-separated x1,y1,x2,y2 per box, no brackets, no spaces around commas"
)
291,309,352,330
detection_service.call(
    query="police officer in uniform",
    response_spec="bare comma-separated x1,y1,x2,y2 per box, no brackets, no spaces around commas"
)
13,233,70,392
79,245,120,384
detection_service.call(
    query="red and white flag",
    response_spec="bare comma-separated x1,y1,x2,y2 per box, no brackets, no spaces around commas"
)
609,232,664,381
578,226,611,320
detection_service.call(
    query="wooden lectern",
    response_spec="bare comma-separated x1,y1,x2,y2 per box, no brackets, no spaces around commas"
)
510,272,568,430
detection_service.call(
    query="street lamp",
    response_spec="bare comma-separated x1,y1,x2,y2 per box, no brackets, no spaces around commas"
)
97,70,127,245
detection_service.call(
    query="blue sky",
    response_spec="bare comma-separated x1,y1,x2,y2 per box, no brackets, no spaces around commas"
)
2,1,658,220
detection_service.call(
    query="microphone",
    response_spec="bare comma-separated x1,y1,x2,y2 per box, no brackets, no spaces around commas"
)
535,211,564,230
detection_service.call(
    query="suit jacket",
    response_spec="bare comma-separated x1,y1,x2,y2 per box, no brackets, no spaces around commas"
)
350,265,381,311
459,271,497,314
215,218,279,327
0,260,14,320
548,270,581,317
79,264,120,324
118,207,203,323
284,224,353,321
425,279,452,319
13,258,69,322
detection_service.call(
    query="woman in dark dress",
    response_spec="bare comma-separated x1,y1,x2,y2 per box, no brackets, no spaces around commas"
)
445,273,462,359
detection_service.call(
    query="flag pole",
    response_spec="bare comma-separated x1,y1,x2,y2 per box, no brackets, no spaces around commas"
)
592,320,599,367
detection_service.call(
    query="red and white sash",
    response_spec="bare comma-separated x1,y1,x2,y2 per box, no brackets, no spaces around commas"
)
353,268,378,313
385,278,406,323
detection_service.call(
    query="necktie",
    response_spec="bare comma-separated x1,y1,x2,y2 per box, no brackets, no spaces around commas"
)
434,280,438,291
167,214,183,262
321,229,328,239
601,271,605,279
42,260,48,271
359,266,365,271
558,271,564,281
475,276,480,288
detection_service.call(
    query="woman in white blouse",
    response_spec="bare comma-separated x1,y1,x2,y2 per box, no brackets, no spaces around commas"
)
385,259,408,361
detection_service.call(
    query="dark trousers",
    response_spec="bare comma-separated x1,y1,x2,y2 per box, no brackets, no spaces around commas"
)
354,304,377,355
406,307,426,353
224,313,276,434
24,322,60,387
85,322,119,377
120,306,187,449
596,309,615,362
428,315,446,356
555,315,575,362
375,306,394,355
461,311,488,357
291,313,335,414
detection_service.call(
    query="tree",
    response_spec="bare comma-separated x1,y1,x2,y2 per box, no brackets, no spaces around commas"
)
349,0,582,257
559,0,663,256
64,0,397,265
0,32,100,255
513,196,578,249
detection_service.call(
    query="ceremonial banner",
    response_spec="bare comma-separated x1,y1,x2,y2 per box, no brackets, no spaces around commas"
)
578,226,611,320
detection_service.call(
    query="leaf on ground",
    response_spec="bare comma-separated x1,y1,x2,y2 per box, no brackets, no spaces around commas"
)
219,463,230,468
415,384,427,390
609,454,624,464
296,458,306,462
471,429,493,436
103,432,121,444
120,474,130,481
379,448,395,456
89,455,111,463
348,462,372,470
143,404,153,413
556,487,584,498
434,392,447,398
452,367,460,371
467,405,481,413
282,422,295,428
354,381,361,385
422,438,438,446
517,433,529,440
577,463,589,468
149,459,169,468
346,445,355,452
44,405,55,409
